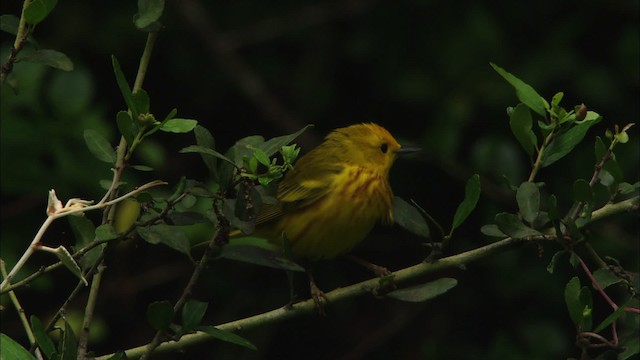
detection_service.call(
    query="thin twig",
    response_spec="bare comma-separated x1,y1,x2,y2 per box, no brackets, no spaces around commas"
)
77,264,106,359
1,260,44,360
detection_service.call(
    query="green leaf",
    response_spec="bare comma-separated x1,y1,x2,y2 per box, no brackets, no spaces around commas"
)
592,268,623,289
159,118,198,133
181,299,208,333
131,89,150,115
619,336,640,360
392,196,429,238
194,125,217,177
132,164,154,171
490,63,546,117
21,49,73,71
480,224,506,237
618,182,640,195
387,278,457,302
615,130,630,144
24,0,58,25
68,216,102,271
116,111,136,145
146,300,174,331
134,0,165,29
251,147,271,167
95,224,120,241
594,299,632,333
31,315,57,360
565,277,583,327
54,246,88,286
548,194,560,221
0,15,21,36
83,129,116,163
0,333,36,360
60,320,78,360
508,103,537,156
258,125,313,157
594,136,607,160
579,286,593,331
541,115,601,167
220,239,305,272
180,145,237,168
196,326,257,350
166,211,209,226
516,181,540,224
137,224,192,259
546,251,566,274
573,179,593,203
111,55,136,117
494,212,542,238
451,174,481,231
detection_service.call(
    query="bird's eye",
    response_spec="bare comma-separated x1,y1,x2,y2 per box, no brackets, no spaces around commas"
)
380,143,388,153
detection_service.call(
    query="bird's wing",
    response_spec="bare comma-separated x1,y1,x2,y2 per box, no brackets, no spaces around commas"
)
253,157,344,226
277,161,343,208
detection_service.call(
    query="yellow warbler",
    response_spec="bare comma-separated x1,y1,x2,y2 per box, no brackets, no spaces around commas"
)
255,123,418,260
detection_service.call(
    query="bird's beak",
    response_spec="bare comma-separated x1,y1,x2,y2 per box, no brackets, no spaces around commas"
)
395,146,421,154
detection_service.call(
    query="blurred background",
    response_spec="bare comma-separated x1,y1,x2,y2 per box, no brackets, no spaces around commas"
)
1,0,638,359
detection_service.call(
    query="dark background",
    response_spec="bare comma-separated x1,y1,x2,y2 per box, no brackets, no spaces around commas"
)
1,0,638,359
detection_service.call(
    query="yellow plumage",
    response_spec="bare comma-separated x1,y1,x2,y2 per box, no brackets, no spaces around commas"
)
255,123,410,260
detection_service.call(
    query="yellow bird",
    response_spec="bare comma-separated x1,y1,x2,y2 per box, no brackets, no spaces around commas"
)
252,123,419,305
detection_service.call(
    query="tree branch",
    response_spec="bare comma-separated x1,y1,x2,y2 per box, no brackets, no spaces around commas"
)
93,195,639,360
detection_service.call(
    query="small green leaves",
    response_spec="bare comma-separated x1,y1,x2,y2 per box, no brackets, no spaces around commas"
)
592,268,623,289
220,237,305,272
83,129,116,163
387,278,457,302
196,326,257,350
494,213,541,238
181,299,208,333
24,0,58,25
59,318,78,360
491,63,546,117
516,182,540,224
541,114,601,167
117,111,136,144
564,276,593,331
137,224,192,259
451,174,481,233
146,300,174,331
134,0,165,30
21,49,73,71
194,125,217,176
0,15,21,35
159,118,198,133
1,333,36,360
508,103,537,157
31,315,56,360
40,245,88,286
258,125,313,157
112,56,136,116
392,196,429,238
180,145,237,168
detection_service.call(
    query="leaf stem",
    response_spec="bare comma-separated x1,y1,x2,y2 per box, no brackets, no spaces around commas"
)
528,130,556,182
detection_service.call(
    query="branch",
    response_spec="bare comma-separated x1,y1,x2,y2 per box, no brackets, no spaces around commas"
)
94,195,638,359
